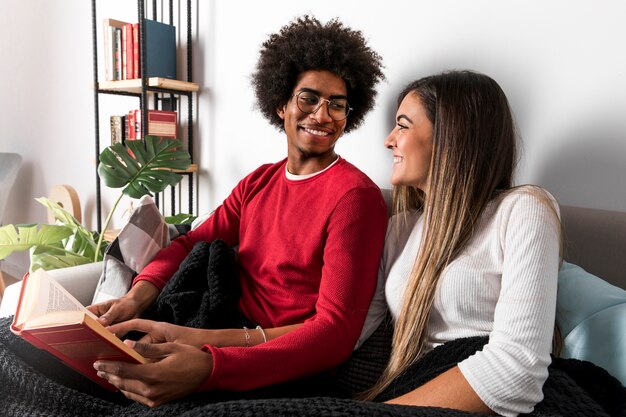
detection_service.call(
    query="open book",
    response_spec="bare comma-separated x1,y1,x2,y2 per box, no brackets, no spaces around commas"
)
10,269,146,391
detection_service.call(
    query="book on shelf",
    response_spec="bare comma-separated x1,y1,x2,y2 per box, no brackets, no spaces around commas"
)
102,18,128,81
146,109,178,138
102,18,176,81
123,23,134,80
132,23,140,79
125,109,177,141
110,115,126,145
124,110,139,158
134,109,142,140
10,269,147,391
126,109,137,141
121,25,126,79
143,19,177,79
114,27,123,80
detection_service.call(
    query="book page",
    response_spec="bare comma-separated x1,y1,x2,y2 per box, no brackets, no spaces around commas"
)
17,269,96,326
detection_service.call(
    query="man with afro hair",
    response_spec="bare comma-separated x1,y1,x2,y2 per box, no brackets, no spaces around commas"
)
90,15,387,406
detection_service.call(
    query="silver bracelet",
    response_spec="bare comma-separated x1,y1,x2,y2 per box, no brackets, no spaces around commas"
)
256,325,267,343
243,327,251,347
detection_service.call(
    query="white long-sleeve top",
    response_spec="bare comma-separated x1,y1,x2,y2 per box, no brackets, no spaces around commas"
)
378,187,560,417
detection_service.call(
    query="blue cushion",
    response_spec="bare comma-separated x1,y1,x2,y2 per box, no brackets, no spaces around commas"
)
557,261,626,385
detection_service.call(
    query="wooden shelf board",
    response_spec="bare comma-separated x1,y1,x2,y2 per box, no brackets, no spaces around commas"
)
172,163,198,173
98,78,199,93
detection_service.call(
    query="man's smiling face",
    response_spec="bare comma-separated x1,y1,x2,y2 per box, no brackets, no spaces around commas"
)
277,70,348,171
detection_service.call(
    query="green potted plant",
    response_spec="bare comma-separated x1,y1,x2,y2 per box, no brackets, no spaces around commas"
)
0,136,191,272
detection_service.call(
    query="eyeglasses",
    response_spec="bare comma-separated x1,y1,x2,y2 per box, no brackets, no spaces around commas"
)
292,91,352,121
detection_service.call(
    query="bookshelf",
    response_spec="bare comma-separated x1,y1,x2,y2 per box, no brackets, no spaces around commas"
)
90,0,198,232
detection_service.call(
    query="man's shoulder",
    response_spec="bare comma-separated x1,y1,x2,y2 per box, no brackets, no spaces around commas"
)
241,159,287,183
332,157,379,190
322,159,386,214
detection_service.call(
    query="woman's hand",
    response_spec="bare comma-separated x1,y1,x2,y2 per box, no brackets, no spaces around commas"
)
87,281,160,326
108,319,212,348
109,319,305,348
94,341,213,407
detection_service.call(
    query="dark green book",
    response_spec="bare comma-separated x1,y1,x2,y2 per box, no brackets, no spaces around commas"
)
143,19,176,79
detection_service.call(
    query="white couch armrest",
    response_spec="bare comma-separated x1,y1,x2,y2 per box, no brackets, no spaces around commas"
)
0,262,104,318
0,282,22,318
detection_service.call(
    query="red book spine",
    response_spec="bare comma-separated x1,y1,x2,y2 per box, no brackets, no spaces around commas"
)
124,24,134,79
125,110,138,158
127,110,136,140
133,23,140,79
121,25,127,79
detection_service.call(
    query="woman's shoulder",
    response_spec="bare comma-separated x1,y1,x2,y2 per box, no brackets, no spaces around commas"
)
385,209,423,247
495,185,559,214
491,185,561,235
388,209,423,229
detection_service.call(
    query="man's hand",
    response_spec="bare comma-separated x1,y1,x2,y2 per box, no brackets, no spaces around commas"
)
87,281,159,326
93,341,213,407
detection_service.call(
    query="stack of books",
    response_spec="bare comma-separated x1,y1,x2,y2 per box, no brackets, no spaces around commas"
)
110,110,177,145
103,18,177,81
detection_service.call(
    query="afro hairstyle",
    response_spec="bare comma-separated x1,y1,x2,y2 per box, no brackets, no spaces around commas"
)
251,15,384,133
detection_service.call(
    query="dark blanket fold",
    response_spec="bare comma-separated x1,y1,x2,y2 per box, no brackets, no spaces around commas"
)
142,240,244,329
1,241,624,417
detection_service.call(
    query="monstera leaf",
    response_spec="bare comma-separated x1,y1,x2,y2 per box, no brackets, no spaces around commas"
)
98,136,191,199
94,136,191,261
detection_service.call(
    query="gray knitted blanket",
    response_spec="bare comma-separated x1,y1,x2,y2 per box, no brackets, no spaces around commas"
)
1,318,624,417
1,241,624,416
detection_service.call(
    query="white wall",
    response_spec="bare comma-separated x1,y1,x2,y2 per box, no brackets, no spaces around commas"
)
203,0,626,213
2,0,625,272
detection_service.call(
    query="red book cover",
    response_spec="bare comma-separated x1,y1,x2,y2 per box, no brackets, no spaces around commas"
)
124,23,134,79
121,24,127,79
12,316,145,391
10,271,146,392
133,23,140,79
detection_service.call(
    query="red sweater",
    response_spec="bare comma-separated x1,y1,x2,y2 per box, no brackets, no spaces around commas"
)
135,157,388,391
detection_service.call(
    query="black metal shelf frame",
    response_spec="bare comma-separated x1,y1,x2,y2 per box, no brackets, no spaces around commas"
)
91,0,195,232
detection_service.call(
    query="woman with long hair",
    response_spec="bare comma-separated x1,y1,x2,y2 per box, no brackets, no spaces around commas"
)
365,70,562,417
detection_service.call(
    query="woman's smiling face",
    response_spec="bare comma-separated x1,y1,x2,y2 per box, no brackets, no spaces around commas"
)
384,92,434,192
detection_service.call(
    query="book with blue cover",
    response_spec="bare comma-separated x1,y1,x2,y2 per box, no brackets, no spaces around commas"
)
144,19,177,79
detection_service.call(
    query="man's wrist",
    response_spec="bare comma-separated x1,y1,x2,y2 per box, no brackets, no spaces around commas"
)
127,280,159,312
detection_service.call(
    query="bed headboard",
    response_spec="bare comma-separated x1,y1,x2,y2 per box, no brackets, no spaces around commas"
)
380,189,626,290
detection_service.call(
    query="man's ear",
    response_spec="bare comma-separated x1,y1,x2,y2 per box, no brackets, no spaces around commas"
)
276,105,285,120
